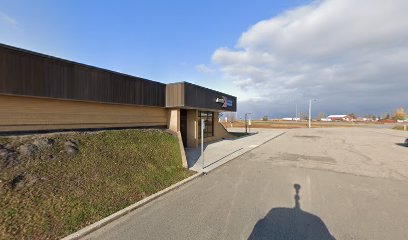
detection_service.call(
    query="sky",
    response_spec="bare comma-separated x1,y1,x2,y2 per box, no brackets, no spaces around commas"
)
1,0,407,119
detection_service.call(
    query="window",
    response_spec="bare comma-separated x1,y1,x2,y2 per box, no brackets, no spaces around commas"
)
198,111,214,138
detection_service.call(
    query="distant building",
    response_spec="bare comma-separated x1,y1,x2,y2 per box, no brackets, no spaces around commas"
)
356,117,376,122
282,118,300,121
327,115,353,121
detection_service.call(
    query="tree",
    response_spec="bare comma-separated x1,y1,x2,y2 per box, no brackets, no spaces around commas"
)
262,116,269,121
226,112,237,122
318,112,325,120
393,107,407,120
348,113,357,119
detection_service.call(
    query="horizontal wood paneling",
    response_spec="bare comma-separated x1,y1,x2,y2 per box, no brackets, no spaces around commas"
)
0,44,166,107
0,95,167,132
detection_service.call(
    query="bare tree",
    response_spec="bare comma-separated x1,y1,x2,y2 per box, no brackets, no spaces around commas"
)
318,112,325,120
226,112,237,123
348,113,357,119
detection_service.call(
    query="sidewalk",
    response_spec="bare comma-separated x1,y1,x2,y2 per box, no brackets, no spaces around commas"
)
185,128,286,172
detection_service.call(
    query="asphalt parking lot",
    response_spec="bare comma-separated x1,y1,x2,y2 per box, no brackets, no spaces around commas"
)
85,127,408,240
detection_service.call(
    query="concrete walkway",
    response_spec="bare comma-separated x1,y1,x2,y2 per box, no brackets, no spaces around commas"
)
185,128,285,172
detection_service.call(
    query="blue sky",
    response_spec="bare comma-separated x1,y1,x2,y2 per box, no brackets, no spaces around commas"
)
1,0,407,118
0,1,308,90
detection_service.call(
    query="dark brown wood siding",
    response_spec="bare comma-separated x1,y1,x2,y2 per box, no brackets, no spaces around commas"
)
165,82,237,112
184,82,237,112
0,44,166,107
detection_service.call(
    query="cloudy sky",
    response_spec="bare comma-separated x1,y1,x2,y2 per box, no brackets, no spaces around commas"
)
210,0,408,118
1,0,407,118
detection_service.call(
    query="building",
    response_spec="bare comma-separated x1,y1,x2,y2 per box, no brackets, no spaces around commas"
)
327,115,352,122
0,44,237,148
282,118,300,121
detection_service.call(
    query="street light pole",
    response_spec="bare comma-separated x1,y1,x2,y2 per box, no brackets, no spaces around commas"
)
295,103,298,121
308,99,312,128
308,99,317,128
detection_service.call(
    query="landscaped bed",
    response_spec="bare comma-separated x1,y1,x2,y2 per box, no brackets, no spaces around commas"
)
0,129,194,240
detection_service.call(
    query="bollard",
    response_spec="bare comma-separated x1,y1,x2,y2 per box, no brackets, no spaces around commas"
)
404,125,407,131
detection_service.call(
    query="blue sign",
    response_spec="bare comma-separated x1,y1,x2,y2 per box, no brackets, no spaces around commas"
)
227,99,233,107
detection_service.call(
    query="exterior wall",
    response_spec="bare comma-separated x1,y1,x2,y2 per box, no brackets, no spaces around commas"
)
184,111,233,148
203,112,233,143
167,109,180,132
175,131,188,168
186,109,198,148
165,82,237,112
0,44,238,146
0,94,167,132
0,44,166,107
184,83,237,112
166,83,184,107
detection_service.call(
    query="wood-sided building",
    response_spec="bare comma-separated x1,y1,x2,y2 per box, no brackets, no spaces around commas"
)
0,44,237,148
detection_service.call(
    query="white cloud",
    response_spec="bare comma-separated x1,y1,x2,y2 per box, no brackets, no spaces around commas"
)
195,64,216,74
0,12,18,28
212,0,408,117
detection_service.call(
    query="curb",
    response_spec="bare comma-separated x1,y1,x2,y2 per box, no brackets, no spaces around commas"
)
61,172,203,240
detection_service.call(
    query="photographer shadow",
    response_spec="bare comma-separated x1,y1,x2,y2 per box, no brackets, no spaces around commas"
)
248,184,335,240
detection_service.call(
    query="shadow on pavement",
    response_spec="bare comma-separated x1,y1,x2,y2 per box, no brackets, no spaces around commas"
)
185,144,208,169
248,184,336,240
185,132,259,168
395,143,408,147
228,131,258,138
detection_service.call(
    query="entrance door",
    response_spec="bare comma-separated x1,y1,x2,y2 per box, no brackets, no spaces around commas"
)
180,109,187,147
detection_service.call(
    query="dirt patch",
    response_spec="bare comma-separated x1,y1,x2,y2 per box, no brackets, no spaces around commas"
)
64,140,80,155
0,146,19,169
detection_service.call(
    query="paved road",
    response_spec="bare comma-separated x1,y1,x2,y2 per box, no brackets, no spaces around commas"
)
85,128,408,240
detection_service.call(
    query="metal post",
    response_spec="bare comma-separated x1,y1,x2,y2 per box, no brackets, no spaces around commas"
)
201,119,205,171
295,103,298,121
308,99,312,128
244,113,252,134
245,114,248,134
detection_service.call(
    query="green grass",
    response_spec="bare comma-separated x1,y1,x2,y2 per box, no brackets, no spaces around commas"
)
0,129,194,240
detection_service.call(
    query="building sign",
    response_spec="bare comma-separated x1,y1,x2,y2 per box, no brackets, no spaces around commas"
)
216,96,233,108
